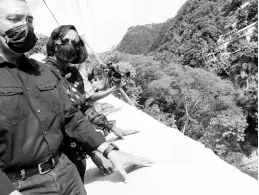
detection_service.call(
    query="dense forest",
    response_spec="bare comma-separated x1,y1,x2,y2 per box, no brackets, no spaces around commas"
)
113,0,258,177
116,23,163,55
28,0,258,179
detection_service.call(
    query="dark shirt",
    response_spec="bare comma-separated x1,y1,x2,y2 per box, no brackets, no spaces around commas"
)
45,58,89,113
0,56,105,195
65,66,85,94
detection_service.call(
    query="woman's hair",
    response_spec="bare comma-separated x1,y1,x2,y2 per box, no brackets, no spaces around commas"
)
46,25,87,64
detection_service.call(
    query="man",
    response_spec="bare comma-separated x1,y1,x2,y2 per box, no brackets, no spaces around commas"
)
0,1,153,195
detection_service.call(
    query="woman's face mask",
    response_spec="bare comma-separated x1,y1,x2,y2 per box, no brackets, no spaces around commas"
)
55,30,81,63
55,43,78,63
3,23,38,53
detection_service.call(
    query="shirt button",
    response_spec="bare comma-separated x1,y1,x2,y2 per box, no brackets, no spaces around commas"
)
37,109,41,113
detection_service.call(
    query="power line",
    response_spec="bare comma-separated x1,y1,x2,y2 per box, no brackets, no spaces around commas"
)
89,0,97,45
42,0,60,26
75,0,84,32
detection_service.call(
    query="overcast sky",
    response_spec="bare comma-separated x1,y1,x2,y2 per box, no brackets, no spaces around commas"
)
27,0,187,53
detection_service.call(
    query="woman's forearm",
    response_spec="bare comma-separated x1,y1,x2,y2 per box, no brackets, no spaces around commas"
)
90,86,116,101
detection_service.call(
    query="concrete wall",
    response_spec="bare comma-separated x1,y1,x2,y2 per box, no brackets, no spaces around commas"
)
84,95,258,195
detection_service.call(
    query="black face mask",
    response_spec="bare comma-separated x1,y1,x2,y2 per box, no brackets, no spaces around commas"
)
3,24,38,53
56,44,78,63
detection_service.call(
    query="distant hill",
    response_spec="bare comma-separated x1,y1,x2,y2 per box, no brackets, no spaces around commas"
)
148,0,257,67
117,0,230,66
116,0,257,67
148,0,230,66
116,23,163,55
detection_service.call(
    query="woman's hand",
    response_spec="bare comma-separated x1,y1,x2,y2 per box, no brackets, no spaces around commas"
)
111,126,140,140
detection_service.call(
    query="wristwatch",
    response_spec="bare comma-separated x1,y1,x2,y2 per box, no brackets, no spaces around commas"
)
103,143,119,159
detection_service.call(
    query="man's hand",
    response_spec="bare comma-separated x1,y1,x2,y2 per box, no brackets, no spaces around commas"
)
9,190,22,195
107,150,153,183
91,152,115,176
112,126,140,140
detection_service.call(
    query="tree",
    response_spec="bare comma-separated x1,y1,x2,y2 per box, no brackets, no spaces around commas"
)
117,23,163,55
100,51,121,65
100,52,143,106
112,0,258,175
148,0,226,67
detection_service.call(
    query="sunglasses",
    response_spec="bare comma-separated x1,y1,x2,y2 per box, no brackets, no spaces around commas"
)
58,38,82,49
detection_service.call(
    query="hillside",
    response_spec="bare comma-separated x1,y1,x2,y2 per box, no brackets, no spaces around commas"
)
116,23,163,55
148,0,229,65
148,0,256,65
108,0,258,178
27,0,258,180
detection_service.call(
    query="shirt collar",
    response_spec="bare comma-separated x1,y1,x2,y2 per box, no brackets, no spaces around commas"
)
0,53,28,66
0,54,35,71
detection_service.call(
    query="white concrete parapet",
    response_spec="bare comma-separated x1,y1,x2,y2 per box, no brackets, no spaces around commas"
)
84,95,258,195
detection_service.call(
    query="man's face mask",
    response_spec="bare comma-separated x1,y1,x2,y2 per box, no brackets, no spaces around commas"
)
2,23,38,53
55,43,78,63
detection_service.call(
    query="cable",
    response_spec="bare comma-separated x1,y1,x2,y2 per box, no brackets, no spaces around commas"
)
42,0,60,26
76,0,85,32
89,0,98,45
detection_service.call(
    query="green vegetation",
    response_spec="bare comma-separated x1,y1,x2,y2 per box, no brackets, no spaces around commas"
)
116,23,163,55
119,54,248,158
149,0,227,66
28,0,258,178
115,0,258,176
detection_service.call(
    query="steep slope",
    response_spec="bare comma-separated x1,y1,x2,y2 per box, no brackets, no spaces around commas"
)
116,23,163,55
148,0,258,68
148,0,227,66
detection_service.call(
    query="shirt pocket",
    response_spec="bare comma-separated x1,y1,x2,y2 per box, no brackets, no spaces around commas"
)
36,81,60,113
0,86,28,125
37,81,57,91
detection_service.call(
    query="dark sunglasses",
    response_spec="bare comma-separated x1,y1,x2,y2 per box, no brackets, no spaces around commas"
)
59,38,82,48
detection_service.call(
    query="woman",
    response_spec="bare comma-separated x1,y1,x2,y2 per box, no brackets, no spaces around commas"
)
78,60,131,115
44,25,139,182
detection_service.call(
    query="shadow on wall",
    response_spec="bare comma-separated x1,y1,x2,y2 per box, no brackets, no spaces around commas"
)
84,164,144,185
83,135,143,184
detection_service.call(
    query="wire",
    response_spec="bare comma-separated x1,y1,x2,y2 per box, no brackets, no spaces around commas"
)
76,0,85,32
89,0,98,45
42,0,60,26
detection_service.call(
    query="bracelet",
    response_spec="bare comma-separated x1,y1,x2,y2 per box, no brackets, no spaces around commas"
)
103,143,119,159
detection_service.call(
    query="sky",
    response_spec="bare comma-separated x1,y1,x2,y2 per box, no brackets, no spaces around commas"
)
27,0,187,53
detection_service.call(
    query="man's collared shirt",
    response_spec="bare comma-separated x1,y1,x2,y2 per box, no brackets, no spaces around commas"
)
0,56,105,195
